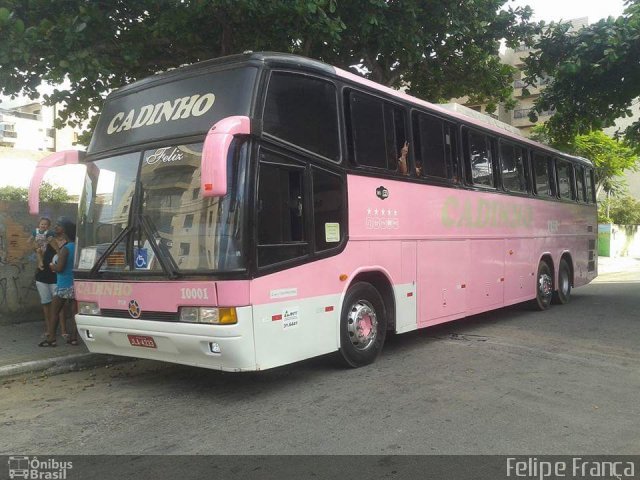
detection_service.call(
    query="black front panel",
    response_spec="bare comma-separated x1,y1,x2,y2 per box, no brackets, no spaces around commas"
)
89,67,258,155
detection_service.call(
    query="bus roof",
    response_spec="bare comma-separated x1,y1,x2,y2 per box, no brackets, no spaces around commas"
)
99,52,592,167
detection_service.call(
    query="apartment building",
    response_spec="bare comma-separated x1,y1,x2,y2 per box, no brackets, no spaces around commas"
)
0,98,79,153
456,17,588,137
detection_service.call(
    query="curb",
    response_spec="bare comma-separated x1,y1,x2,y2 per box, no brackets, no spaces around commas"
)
0,352,131,379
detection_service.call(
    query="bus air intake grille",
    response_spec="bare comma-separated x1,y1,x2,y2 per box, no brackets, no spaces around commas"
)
100,309,179,322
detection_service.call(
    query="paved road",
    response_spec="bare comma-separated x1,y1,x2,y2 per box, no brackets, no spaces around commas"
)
1,267,639,455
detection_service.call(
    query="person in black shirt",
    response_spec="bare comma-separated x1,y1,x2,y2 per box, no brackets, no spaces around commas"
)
34,242,67,344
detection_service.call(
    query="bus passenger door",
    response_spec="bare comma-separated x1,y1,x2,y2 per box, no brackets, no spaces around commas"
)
417,240,469,326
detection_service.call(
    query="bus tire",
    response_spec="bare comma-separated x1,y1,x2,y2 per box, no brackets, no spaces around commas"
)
337,282,387,368
532,260,553,311
552,258,572,305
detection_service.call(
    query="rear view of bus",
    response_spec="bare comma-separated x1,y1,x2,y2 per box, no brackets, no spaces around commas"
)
29,52,597,372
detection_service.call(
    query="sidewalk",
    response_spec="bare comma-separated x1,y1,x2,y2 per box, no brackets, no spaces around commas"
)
0,320,126,379
2,256,639,379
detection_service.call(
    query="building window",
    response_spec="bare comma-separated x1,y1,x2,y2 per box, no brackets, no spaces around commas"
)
179,243,190,256
183,214,194,229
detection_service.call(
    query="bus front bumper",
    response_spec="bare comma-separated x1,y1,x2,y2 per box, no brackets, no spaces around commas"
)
75,306,257,372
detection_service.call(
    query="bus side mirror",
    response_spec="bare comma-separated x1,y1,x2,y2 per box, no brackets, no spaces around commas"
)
201,116,250,197
28,150,84,215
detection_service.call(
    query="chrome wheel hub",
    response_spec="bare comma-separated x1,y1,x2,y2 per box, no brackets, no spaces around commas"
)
347,300,378,351
539,273,553,298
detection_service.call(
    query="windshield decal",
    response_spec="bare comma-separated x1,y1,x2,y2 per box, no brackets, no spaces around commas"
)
145,147,185,165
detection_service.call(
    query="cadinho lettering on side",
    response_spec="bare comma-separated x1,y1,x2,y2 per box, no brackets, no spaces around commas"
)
441,196,534,229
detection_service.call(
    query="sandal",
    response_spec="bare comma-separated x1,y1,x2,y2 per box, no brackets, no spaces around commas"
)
38,339,57,347
67,339,79,346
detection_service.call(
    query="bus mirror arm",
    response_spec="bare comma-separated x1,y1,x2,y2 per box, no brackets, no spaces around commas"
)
28,150,85,215
201,116,251,198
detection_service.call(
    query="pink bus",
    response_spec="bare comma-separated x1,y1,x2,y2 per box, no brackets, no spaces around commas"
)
30,53,597,371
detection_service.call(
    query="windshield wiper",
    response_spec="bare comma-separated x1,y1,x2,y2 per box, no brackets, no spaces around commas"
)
137,214,180,279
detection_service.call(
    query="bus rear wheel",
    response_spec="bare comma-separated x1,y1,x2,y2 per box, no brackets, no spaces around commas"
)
533,260,553,311
552,258,572,305
338,282,387,368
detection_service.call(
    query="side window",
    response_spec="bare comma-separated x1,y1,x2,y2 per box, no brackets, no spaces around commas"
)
575,165,586,202
499,141,528,193
585,167,596,203
257,153,308,267
532,152,553,198
313,167,344,252
348,92,387,169
348,92,408,174
263,72,340,161
465,129,494,188
556,159,575,200
413,112,447,179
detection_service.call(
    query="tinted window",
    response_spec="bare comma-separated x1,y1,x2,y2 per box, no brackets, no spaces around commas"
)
575,165,586,202
264,72,340,161
313,167,344,251
467,130,494,187
257,155,308,266
349,93,387,169
500,142,528,193
556,159,575,200
348,92,408,173
585,167,596,203
389,105,409,174
532,152,553,197
413,112,447,178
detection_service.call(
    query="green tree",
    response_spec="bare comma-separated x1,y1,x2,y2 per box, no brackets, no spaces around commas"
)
0,185,27,201
0,1,536,142
524,1,640,147
0,181,70,202
599,195,640,224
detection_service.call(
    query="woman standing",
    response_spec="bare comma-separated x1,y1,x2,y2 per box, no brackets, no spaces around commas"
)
38,218,78,347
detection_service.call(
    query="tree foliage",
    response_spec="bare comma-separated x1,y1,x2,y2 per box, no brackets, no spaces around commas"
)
598,195,640,224
0,181,70,203
0,0,536,142
524,1,640,147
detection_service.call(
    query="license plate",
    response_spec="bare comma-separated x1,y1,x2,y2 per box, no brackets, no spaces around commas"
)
127,334,157,349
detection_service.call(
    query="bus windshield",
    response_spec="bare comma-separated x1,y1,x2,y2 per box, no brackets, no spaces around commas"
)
76,141,248,275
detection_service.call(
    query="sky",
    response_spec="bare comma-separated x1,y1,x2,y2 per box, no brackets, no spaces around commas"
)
506,0,627,23
1,0,629,194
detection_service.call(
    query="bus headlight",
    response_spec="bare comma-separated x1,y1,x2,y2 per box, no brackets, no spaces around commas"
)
179,307,237,324
78,301,101,316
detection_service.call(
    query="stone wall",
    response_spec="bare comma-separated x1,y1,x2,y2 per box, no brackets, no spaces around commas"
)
0,201,77,324
598,223,640,258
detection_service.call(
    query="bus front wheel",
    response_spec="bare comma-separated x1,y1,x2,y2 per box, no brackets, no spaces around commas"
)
552,258,572,305
533,260,553,311
338,282,387,368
